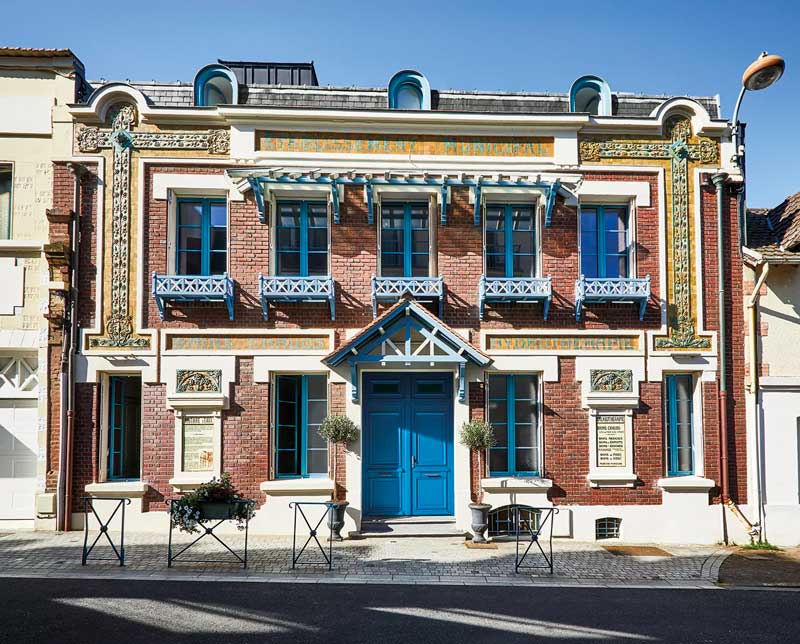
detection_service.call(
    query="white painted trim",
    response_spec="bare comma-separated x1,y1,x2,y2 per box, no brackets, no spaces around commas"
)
587,409,636,487
85,481,149,497
152,173,244,201
480,477,553,492
657,475,715,491
576,180,651,207
0,240,43,252
260,478,334,494
485,356,559,382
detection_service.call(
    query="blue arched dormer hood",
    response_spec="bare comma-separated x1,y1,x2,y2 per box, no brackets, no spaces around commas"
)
569,75,612,116
194,64,238,107
388,70,431,110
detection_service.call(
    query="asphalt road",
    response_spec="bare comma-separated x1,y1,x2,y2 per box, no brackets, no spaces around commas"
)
0,577,796,644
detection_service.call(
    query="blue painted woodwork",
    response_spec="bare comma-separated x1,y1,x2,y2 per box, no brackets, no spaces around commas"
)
107,375,141,481
175,198,227,277
479,275,552,320
275,200,328,278
152,273,235,320
193,64,238,106
440,184,448,226
324,299,492,403
372,276,443,319
259,274,335,320
569,75,612,116
379,202,430,280
484,204,537,279
275,374,328,479
665,374,694,476
580,205,629,279
239,173,562,229
574,275,650,320
486,374,539,477
388,70,431,110
362,372,453,517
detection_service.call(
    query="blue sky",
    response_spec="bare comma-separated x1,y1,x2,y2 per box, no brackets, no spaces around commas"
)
2,0,796,206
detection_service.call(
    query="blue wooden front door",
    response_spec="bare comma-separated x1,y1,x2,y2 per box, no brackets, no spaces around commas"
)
363,373,453,517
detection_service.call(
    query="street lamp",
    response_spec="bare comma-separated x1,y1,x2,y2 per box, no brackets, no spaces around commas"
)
731,52,785,166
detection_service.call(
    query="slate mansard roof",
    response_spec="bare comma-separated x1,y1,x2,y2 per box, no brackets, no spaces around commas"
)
747,193,800,262
86,76,720,118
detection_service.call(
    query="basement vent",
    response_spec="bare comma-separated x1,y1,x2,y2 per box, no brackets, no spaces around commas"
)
595,517,621,540
488,506,540,537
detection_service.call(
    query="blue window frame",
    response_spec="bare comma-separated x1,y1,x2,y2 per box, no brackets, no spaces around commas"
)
580,205,629,278
107,375,141,481
381,202,429,277
665,374,695,476
176,198,227,276
275,374,328,478
275,200,328,276
487,374,539,476
485,204,537,278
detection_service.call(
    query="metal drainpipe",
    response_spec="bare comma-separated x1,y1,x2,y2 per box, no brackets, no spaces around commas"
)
710,172,730,504
62,163,83,531
747,261,770,540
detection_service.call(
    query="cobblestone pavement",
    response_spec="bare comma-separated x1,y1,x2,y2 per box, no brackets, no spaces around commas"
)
0,530,729,587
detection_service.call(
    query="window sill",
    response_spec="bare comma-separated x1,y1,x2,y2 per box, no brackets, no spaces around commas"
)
587,472,638,488
657,475,715,492
0,240,44,252
260,478,335,496
85,481,150,497
481,477,553,493
169,476,216,491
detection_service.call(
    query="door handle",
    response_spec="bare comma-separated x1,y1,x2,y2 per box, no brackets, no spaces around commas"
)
423,473,441,478
411,455,417,468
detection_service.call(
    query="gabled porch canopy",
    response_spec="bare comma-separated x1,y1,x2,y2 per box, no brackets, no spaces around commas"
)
324,299,492,403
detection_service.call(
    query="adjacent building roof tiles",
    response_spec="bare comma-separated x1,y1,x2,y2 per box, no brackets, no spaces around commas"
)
746,193,800,261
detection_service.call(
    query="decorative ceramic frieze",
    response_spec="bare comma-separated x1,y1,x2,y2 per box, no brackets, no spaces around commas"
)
175,369,222,394
590,369,633,393
487,334,640,353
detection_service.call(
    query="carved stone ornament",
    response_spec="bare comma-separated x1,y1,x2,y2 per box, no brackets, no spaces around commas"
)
590,369,633,393
176,369,222,393
207,129,231,154
77,127,102,153
579,117,716,350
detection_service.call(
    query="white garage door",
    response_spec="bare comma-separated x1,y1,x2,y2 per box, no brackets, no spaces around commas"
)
0,399,38,520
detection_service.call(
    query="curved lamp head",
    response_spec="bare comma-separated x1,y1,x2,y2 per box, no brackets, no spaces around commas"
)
742,52,785,91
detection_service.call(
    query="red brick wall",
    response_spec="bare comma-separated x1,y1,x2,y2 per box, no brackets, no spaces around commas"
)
329,382,348,500
70,383,99,512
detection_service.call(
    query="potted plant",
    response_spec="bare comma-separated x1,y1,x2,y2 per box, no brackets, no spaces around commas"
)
318,414,360,540
170,473,255,534
458,419,496,543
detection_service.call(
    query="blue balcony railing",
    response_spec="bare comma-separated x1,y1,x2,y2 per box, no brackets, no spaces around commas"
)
372,275,444,318
479,275,552,320
152,273,235,320
575,275,650,320
258,275,336,320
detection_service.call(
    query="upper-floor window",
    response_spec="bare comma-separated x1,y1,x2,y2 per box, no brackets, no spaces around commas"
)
485,204,536,278
176,198,227,276
275,374,328,478
487,374,539,477
275,200,329,276
388,70,431,110
106,375,142,481
665,374,695,476
0,163,11,239
380,202,429,278
580,205,629,279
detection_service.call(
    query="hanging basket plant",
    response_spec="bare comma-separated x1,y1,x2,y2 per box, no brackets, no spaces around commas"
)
170,473,255,534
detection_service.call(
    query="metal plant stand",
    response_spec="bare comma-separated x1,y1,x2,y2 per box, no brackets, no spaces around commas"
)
81,497,131,566
512,505,559,574
168,499,256,569
290,501,337,570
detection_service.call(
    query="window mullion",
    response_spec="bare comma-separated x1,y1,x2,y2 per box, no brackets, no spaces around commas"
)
201,199,210,276
505,205,513,278
508,374,516,474
300,202,309,277
667,376,677,475
300,375,308,477
403,204,412,277
597,206,606,279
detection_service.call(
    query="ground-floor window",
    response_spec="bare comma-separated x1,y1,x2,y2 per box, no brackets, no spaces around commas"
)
486,373,539,476
275,374,328,478
664,373,694,476
106,375,142,480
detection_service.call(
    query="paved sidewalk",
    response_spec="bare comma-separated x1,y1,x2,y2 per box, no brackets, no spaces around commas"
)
718,547,800,587
0,530,729,587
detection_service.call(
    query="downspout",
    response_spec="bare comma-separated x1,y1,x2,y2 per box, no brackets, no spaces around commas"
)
747,260,770,541
62,163,83,531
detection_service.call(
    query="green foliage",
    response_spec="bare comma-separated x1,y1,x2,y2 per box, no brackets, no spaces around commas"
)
458,420,497,451
741,541,781,551
318,415,360,445
170,472,254,534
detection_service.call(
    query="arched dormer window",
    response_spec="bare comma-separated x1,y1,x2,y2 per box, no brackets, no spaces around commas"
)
388,70,431,110
194,64,238,107
569,75,612,116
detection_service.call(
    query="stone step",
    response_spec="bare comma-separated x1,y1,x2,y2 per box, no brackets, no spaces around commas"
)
359,517,468,538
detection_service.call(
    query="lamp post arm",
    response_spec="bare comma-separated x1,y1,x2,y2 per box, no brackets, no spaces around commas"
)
730,86,747,167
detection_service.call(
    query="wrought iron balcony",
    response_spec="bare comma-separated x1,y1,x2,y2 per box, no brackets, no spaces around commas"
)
479,275,552,320
575,275,650,320
371,275,444,318
258,274,336,320
152,273,235,320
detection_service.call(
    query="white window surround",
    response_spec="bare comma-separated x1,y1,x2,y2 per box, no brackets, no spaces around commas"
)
577,197,638,278
269,194,333,277
576,181,651,207
481,476,553,492
660,371,705,479
481,197,544,279
376,194,438,278
152,174,244,201
85,481,150,497
657,475,715,491
260,478,335,495
96,372,143,484
587,409,637,488
170,407,223,490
